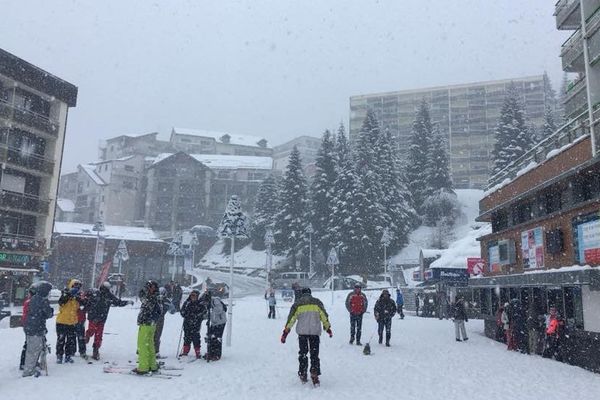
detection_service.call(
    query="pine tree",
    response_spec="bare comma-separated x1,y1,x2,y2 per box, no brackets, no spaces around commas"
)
309,130,337,258
541,105,557,141
407,99,433,213
250,175,279,250
558,73,568,124
426,125,453,194
491,84,533,175
273,146,309,263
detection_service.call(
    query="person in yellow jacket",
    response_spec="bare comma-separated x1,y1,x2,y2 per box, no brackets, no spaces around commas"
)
56,279,83,363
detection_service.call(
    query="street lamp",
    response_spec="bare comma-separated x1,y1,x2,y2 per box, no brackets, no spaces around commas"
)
91,220,105,288
264,227,275,289
306,223,314,277
167,233,183,281
381,228,392,279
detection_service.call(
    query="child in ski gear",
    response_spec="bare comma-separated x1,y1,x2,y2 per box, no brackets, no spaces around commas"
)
396,288,404,319
134,280,162,375
205,290,227,361
22,282,53,377
452,296,469,342
543,307,565,360
281,287,332,385
374,289,397,346
179,289,207,359
56,279,83,363
85,281,131,360
266,291,276,319
155,286,175,358
345,283,368,345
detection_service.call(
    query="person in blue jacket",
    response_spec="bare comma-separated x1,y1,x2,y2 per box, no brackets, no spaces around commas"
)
396,288,405,319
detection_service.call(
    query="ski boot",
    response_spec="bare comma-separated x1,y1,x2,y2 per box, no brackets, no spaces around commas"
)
299,372,308,384
56,355,63,364
92,347,100,360
64,356,74,363
310,372,320,387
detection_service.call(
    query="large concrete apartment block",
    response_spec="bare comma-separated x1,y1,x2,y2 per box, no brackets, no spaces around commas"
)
273,135,321,174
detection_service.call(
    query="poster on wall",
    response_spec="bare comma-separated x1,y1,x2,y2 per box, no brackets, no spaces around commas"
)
467,257,485,276
577,219,600,264
488,246,501,273
521,227,544,269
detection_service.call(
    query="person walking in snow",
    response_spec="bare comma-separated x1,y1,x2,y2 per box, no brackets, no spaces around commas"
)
133,280,162,375
75,286,89,359
56,279,83,363
155,286,175,358
266,291,277,319
19,284,37,370
395,288,405,319
281,287,332,385
179,289,207,359
374,289,397,346
501,302,511,346
543,306,565,360
452,295,469,342
345,283,368,345
85,282,131,360
22,281,53,377
205,290,227,361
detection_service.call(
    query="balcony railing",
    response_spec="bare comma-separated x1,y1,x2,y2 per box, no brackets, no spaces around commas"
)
561,29,585,72
0,233,45,253
555,0,581,30
0,190,50,215
564,80,588,118
0,99,59,136
0,143,55,175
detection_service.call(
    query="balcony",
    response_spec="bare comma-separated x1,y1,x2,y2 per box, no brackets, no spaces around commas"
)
0,99,59,136
0,143,55,176
587,9,600,64
561,30,585,72
0,233,45,253
0,190,50,215
564,77,588,118
555,0,581,30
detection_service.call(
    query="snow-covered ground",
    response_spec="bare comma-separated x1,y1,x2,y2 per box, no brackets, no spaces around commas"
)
199,240,286,271
2,289,599,399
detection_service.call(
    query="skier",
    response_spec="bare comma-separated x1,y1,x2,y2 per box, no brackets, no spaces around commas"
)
19,284,37,370
345,283,368,345
205,290,227,361
56,279,83,363
281,287,332,386
22,281,53,377
395,288,405,319
172,281,183,312
452,295,469,342
266,291,277,319
374,289,397,346
85,282,131,360
155,286,175,358
133,280,162,375
179,289,207,359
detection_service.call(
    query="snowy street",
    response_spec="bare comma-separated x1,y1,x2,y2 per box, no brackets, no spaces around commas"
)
2,290,599,399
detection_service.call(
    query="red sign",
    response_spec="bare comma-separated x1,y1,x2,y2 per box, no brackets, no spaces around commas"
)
467,257,485,276
584,248,600,264
96,260,112,288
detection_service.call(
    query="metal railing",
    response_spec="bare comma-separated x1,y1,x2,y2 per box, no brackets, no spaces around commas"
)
0,99,59,136
0,190,50,215
564,80,588,118
0,143,55,175
561,30,584,71
0,233,45,252
555,0,581,29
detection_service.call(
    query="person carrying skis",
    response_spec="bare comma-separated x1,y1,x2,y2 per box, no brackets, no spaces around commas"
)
179,289,207,359
374,289,397,346
85,281,131,360
395,288,405,319
22,281,53,377
281,287,332,386
266,291,277,319
345,283,368,345
205,290,227,361
155,286,175,359
133,280,162,375
56,279,83,363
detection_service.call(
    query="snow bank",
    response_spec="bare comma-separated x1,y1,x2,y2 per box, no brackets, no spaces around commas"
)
54,222,163,242
199,240,286,270
429,223,491,269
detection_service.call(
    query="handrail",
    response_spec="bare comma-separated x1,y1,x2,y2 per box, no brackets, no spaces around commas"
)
0,142,54,165
0,98,57,124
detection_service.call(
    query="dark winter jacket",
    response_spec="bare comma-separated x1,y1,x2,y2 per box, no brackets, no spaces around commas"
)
453,299,468,321
137,293,162,325
345,290,368,315
87,287,129,323
180,296,207,331
374,296,397,321
24,282,54,336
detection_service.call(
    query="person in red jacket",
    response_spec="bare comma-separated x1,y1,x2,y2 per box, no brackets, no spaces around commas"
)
345,283,368,345
19,285,36,370
543,307,564,360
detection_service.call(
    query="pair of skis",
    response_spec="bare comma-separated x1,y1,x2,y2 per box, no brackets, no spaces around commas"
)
103,361,183,379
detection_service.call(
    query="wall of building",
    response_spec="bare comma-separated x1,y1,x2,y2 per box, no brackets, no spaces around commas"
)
582,285,600,332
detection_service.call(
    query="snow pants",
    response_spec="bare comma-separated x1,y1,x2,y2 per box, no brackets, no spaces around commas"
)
56,323,76,358
377,318,392,344
85,320,105,350
397,305,404,319
350,314,363,343
154,314,165,354
298,335,320,376
454,320,468,340
75,321,86,355
22,335,44,377
206,323,225,360
137,324,158,372
268,306,276,319
183,326,201,349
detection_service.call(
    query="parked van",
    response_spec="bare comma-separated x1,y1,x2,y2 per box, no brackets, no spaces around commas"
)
273,272,311,289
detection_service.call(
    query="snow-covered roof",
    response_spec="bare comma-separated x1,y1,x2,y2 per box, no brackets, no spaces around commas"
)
80,164,106,186
172,127,270,148
151,153,273,170
420,249,446,259
56,198,75,213
54,222,164,243
429,223,492,269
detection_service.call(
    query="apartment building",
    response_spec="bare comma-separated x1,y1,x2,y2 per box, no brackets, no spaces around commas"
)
99,132,174,161
170,127,272,157
0,48,77,303
349,76,552,189
272,135,321,175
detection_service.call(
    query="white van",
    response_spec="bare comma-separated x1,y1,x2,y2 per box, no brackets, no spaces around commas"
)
273,272,311,289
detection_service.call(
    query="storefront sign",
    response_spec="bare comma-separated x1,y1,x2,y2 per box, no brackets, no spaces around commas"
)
488,245,501,273
0,252,31,264
432,268,469,286
467,257,485,276
521,227,544,269
577,219,600,264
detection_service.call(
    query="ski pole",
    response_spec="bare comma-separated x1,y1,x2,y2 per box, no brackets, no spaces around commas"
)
176,321,184,359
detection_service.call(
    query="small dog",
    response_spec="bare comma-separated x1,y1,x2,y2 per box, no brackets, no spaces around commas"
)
363,343,371,355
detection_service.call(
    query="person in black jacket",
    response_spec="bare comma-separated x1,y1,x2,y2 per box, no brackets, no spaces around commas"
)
85,282,131,360
179,289,207,359
374,289,397,346
22,281,53,377
133,280,162,375
453,296,469,342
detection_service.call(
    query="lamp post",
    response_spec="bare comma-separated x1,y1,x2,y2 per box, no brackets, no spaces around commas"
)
91,221,105,288
306,223,314,277
381,228,392,279
264,227,275,289
167,233,183,281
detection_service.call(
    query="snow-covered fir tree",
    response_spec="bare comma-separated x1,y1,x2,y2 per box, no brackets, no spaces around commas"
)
491,84,534,175
407,99,433,213
273,146,309,263
250,175,279,250
426,124,453,194
309,130,337,258
541,104,557,141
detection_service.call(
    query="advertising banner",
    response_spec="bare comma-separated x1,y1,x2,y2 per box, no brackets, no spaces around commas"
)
95,236,105,264
488,245,500,273
521,227,544,269
577,219,600,264
466,257,485,276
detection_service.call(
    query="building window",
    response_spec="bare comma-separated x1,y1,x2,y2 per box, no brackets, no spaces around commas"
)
512,201,533,225
491,210,508,232
158,182,172,192
218,171,231,179
123,181,135,189
124,165,135,172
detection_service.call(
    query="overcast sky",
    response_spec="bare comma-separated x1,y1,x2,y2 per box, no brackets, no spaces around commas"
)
1,0,568,173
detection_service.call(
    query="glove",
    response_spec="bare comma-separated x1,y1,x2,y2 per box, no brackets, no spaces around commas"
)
326,328,333,338
280,328,290,344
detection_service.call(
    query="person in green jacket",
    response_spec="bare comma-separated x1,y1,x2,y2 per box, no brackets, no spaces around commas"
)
133,280,162,375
